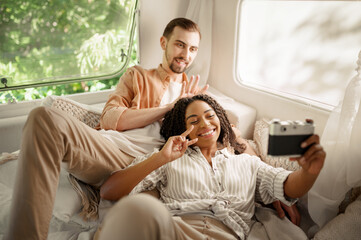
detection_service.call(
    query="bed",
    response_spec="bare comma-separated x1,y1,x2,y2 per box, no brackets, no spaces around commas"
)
0,88,360,240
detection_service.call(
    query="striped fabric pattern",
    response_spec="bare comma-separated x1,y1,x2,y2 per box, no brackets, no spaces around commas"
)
129,147,295,239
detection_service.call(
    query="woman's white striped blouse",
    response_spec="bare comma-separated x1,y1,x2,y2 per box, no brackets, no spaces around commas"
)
129,146,295,239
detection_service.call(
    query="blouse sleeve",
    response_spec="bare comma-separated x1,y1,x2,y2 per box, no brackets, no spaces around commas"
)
127,149,168,195
255,159,297,206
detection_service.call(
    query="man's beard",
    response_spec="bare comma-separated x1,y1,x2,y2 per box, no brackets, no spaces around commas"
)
165,49,189,73
169,58,188,74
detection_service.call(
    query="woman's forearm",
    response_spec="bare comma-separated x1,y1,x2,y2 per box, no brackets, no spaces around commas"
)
100,126,197,201
100,152,166,201
283,135,325,199
284,169,319,199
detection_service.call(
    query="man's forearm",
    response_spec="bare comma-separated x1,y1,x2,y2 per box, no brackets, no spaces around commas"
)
116,104,173,131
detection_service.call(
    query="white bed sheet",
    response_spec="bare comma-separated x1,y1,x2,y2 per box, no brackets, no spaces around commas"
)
0,158,102,240
0,91,324,240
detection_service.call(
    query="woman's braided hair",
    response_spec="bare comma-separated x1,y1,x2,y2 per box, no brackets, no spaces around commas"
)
160,94,246,154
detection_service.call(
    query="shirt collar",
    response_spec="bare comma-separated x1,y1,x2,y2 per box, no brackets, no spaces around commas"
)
219,147,231,158
157,64,188,83
188,146,231,159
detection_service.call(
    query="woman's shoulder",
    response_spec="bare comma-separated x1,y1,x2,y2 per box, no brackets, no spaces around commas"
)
221,148,263,165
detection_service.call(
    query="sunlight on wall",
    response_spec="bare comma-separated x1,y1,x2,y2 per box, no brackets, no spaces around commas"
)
237,1,361,107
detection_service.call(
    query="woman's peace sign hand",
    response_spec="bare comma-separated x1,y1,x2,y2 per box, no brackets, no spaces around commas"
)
159,126,198,163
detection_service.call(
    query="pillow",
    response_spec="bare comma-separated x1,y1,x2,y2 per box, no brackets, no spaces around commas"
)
253,119,301,171
0,182,12,235
0,155,82,226
0,151,19,187
313,194,361,240
207,87,257,139
42,95,102,128
52,169,83,223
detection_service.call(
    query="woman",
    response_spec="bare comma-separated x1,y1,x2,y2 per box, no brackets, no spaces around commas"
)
99,94,325,240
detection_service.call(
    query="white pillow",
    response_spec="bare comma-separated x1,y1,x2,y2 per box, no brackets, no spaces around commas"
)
53,169,82,223
0,152,19,188
0,182,12,235
313,194,361,240
0,153,82,225
207,87,257,139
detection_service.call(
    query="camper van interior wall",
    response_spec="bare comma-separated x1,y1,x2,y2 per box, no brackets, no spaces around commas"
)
1,0,361,239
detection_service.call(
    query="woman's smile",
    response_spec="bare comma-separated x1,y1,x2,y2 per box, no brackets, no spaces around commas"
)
185,100,221,149
197,128,216,138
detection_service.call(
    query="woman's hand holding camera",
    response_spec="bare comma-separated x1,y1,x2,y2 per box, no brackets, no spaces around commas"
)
290,134,326,176
285,134,326,198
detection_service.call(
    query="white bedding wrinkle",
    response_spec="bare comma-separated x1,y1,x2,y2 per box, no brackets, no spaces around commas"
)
2,89,324,240
0,91,259,240
0,157,101,239
97,81,182,158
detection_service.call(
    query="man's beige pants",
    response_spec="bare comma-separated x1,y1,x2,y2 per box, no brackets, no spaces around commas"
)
5,106,133,240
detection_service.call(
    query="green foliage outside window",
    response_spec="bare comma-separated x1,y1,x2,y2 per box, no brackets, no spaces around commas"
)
0,0,138,104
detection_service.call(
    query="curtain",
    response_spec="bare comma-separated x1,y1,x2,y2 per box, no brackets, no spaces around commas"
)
308,50,361,228
185,0,213,86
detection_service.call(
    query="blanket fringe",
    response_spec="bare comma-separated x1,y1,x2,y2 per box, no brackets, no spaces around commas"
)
0,150,20,165
67,174,100,221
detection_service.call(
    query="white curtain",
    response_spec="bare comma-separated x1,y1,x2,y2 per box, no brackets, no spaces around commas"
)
185,0,213,86
308,50,361,228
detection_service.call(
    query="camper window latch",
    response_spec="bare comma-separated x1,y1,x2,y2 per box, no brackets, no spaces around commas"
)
121,49,127,62
1,77,8,88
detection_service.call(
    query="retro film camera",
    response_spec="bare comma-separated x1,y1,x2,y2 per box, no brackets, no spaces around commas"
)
267,119,315,157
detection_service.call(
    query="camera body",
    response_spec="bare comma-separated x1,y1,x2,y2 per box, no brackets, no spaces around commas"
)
267,119,315,157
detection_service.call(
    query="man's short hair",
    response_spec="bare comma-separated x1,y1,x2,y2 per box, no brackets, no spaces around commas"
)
163,17,201,40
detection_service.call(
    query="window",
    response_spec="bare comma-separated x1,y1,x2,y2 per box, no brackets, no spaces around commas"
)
0,0,138,93
236,0,361,108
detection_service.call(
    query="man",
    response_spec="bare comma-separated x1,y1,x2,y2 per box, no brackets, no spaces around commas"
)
5,17,207,240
